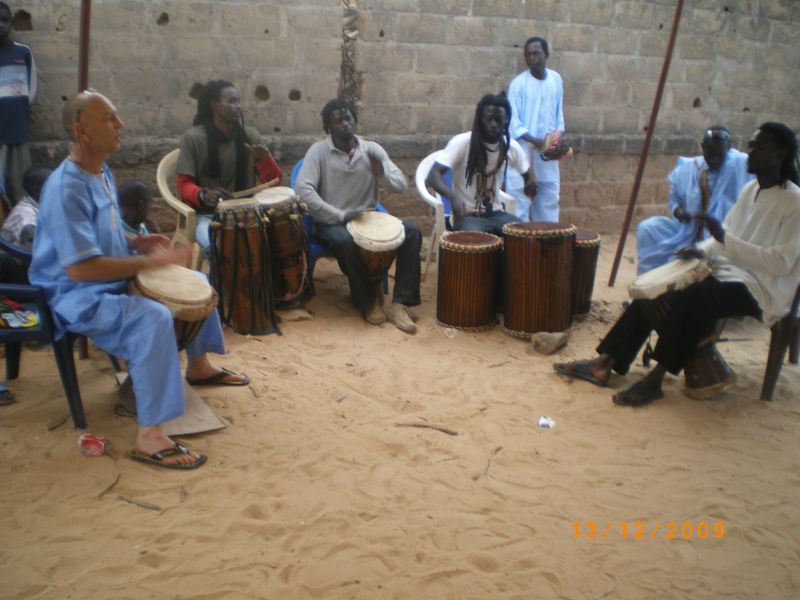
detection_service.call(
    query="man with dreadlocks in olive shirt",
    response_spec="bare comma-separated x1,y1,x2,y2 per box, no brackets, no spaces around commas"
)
427,93,537,235
176,79,282,256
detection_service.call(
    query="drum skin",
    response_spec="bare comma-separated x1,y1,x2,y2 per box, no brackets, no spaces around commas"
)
503,222,575,337
256,188,314,307
436,231,502,331
128,264,217,350
572,228,600,316
347,212,405,290
209,201,279,336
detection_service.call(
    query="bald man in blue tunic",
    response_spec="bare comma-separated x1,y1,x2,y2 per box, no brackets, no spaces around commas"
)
30,91,248,470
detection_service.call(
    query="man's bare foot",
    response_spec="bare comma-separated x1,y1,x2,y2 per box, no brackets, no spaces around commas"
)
553,357,612,387
135,425,205,468
612,378,664,407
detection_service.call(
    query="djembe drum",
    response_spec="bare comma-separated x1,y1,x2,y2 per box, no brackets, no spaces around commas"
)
346,211,405,295
255,186,313,307
571,228,601,316
503,222,576,338
209,198,279,336
436,231,502,331
629,258,734,399
129,264,218,350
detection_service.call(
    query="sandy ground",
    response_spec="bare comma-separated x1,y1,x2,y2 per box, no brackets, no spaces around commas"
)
1,233,799,600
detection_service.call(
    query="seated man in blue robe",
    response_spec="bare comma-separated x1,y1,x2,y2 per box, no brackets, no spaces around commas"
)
636,127,753,274
30,90,248,470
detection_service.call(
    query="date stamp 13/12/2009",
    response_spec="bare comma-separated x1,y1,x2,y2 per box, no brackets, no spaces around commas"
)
573,521,726,541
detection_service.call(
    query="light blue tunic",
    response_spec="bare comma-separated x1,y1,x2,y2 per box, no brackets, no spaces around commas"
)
506,67,565,222
636,149,753,274
29,159,225,426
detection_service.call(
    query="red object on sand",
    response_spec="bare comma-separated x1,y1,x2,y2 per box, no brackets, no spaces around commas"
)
79,433,108,457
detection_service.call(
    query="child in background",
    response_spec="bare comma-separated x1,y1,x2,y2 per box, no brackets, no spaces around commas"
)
118,180,160,241
1,165,49,249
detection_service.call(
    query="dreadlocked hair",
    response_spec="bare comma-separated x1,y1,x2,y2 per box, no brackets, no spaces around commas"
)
193,80,250,190
320,98,358,133
758,122,799,186
465,93,512,188
193,80,234,126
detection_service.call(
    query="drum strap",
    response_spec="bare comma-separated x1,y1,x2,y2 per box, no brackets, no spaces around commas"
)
695,170,711,241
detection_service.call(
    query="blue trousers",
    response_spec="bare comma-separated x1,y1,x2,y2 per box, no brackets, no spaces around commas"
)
64,291,226,426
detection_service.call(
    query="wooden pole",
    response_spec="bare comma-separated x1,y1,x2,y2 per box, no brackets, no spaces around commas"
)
78,0,91,91
607,0,685,286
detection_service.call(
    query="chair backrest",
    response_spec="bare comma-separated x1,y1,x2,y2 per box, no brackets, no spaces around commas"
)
156,149,199,261
414,151,452,218
156,149,181,209
290,158,304,189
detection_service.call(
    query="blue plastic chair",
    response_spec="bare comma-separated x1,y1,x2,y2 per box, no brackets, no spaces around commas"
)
291,159,388,292
0,237,86,428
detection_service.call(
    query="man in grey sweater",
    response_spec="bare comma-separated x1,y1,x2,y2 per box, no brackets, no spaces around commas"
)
296,99,421,333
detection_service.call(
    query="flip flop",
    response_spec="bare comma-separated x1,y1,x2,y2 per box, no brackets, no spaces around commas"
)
185,367,250,387
553,360,609,388
129,444,207,470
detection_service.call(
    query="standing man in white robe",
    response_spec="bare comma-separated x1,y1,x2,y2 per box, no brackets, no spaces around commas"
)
507,36,565,223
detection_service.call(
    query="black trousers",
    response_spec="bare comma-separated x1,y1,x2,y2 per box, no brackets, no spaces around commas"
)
314,221,422,312
597,277,761,376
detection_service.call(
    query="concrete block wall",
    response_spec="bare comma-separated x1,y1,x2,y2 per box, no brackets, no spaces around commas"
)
10,0,800,231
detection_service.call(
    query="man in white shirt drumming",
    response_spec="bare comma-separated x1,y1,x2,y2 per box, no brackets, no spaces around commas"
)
427,93,536,235
554,122,800,407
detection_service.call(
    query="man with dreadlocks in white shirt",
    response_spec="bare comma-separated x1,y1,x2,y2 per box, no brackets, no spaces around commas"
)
427,93,536,236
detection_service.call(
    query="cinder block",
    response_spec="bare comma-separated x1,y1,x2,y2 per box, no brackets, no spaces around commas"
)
219,3,283,37
612,1,654,29
355,42,415,74
360,10,395,43
359,104,414,136
396,13,448,44
523,0,569,21
556,51,605,82
413,104,468,135
574,182,628,209
90,0,150,32
414,45,472,76
286,6,340,38
289,38,343,72
676,34,714,60
595,27,637,55
580,135,625,155
419,0,471,15
150,1,216,34
566,0,613,25
362,0,417,12
360,74,399,105
473,0,526,18
553,24,596,53
394,74,450,105
638,31,669,58
450,17,500,47
687,8,729,34
565,107,603,132
589,155,638,182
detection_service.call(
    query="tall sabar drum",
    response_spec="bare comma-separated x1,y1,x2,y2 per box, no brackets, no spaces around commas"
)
129,264,218,350
255,186,314,307
209,198,279,336
346,211,405,294
629,258,735,399
436,231,502,331
503,222,576,337
572,228,601,316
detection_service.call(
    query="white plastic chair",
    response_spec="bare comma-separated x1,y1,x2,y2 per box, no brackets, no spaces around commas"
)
415,151,516,281
156,149,204,270
415,151,449,281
